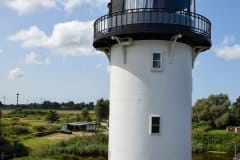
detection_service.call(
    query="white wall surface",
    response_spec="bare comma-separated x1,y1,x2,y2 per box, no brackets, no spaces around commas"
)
109,40,192,160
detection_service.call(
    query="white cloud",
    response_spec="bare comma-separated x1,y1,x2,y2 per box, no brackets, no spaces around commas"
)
0,49,3,54
3,0,56,15
25,52,51,65
8,68,24,80
213,35,240,60
2,0,108,14
8,26,48,48
61,0,108,12
8,20,96,56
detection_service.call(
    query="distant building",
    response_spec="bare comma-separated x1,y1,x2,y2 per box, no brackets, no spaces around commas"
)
62,122,96,132
226,126,240,133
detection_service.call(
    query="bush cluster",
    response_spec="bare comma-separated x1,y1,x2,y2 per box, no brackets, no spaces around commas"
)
46,134,108,157
192,132,240,153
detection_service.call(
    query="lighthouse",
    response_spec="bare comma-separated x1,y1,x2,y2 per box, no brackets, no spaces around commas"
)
93,0,211,160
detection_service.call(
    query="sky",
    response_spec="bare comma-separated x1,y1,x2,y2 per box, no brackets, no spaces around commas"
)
0,0,239,105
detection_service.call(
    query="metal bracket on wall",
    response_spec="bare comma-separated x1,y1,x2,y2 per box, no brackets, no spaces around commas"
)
169,34,182,64
97,47,111,62
111,36,133,64
192,46,208,68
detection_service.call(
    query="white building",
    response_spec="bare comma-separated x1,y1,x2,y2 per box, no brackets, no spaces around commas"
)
93,0,212,160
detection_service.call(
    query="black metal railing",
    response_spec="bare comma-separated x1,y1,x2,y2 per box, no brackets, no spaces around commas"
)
94,8,211,40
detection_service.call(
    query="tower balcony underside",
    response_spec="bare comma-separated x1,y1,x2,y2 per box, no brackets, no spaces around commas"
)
93,8,211,49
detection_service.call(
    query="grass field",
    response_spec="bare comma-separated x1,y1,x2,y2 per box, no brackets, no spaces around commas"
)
1,108,102,159
21,132,95,150
1,109,14,114
208,130,227,134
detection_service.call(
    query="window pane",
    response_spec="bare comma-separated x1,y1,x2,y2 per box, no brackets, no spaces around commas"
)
153,61,160,68
152,117,160,125
125,0,154,9
152,126,160,133
153,53,160,60
164,0,190,11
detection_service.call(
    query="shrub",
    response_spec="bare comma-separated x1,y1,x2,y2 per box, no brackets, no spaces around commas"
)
9,125,30,135
192,132,240,153
0,136,28,158
192,141,206,153
45,134,108,157
57,154,82,160
33,125,47,132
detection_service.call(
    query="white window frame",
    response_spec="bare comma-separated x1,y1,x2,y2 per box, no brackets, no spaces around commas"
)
151,52,163,72
149,115,161,135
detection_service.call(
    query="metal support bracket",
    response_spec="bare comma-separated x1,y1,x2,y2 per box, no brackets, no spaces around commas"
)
169,34,182,64
111,36,133,64
96,47,111,63
192,46,208,68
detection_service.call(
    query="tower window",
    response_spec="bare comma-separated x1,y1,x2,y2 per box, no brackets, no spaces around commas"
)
152,53,163,71
124,0,191,11
124,0,153,9
150,115,161,134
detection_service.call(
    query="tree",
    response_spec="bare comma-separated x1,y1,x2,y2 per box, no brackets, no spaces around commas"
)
42,101,52,109
79,102,86,110
192,93,231,128
215,112,230,129
88,102,94,110
0,101,3,107
65,101,75,109
233,96,240,109
46,110,59,123
76,114,81,122
81,108,90,121
231,96,240,126
95,98,109,123
0,110,2,138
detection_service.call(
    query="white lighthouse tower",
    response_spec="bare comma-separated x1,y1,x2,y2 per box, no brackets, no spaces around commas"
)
93,0,211,160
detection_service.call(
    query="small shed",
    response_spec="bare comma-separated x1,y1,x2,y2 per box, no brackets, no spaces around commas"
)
226,126,240,133
62,122,96,132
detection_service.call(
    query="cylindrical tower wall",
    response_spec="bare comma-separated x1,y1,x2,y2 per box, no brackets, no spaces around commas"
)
109,40,192,160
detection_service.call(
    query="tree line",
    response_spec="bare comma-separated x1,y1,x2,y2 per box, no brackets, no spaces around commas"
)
192,93,240,129
0,100,95,110
1,94,239,129
1,98,110,123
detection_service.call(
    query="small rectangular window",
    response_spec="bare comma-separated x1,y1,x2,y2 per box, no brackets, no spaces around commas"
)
152,53,163,71
150,116,161,134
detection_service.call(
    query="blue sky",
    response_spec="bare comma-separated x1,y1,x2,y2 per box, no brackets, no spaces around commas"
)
0,0,239,105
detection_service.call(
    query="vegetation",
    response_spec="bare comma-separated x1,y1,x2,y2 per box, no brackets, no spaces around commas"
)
1,101,95,110
0,98,109,159
15,134,107,160
1,95,240,159
81,108,91,121
95,99,109,124
46,110,59,123
192,132,240,153
45,134,108,157
192,94,240,156
192,94,240,129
